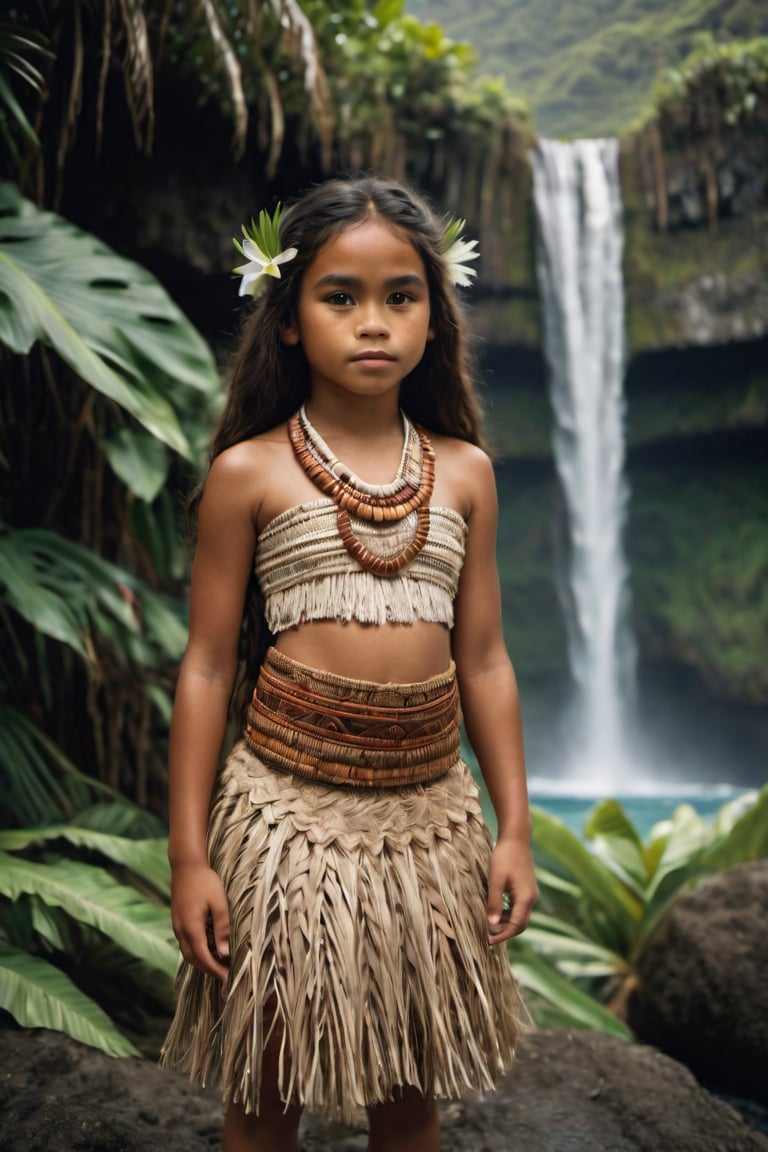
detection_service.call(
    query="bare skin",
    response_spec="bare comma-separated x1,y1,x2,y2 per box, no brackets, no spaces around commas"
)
168,221,538,1150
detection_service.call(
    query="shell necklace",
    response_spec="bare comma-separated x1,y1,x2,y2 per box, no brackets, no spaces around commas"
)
288,405,435,575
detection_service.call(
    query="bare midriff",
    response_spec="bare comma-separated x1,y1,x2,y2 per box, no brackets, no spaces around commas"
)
274,619,452,684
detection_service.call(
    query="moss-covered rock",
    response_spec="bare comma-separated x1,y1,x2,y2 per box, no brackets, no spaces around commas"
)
627,440,768,704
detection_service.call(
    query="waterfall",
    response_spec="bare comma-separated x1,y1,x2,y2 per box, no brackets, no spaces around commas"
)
530,138,637,786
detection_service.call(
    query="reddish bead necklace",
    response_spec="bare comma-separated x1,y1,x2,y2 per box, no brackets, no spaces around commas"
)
288,406,435,576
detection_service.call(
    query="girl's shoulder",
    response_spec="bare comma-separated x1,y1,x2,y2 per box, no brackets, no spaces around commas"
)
428,432,496,523
430,432,494,485
203,424,293,521
209,423,291,479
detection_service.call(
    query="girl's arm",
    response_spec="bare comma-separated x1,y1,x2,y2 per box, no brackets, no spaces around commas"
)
451,446,538,945
168,449,259,981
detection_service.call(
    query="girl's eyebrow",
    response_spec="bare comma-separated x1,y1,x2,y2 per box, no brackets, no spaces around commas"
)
312,273,427,290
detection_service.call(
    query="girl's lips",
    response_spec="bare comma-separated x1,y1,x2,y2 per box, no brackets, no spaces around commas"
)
351,351,396,361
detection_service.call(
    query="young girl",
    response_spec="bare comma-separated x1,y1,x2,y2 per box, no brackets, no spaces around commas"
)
160,174,537,1152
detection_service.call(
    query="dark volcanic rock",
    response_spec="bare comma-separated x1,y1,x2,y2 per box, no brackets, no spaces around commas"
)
629,859,768,1103
2,1026,767,1151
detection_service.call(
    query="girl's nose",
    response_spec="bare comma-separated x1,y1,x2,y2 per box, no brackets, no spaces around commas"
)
356,308,390,338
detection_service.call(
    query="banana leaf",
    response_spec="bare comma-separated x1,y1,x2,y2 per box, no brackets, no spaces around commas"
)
641,788,767,935
0,942,139,1057
25,904,176,1012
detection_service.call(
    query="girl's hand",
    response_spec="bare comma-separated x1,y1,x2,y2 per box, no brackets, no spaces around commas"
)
171,863,231,981
486,837,538,946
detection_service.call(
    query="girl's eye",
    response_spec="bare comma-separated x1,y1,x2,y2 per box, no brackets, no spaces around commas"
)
326,291,355,306
388,291,413,306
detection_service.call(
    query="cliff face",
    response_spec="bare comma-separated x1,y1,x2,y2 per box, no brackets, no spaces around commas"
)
480,72,768,710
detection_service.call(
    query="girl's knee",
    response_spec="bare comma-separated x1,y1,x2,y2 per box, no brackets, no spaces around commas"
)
368,1085,439,1136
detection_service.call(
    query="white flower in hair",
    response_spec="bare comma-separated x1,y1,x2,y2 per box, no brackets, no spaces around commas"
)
233,203,298,297
442,217,480,288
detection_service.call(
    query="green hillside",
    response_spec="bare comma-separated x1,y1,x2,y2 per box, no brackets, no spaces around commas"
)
408,0,768,136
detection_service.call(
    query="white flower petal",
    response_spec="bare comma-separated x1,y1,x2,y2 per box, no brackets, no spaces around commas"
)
451,265,477,288
238,271,266,297
233,259,259,276
242,237,270,265
273,246,298,266
444,235,480,287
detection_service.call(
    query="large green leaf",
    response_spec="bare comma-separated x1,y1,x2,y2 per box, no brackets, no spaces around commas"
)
0,852,177,977
643,803,714,907
0,182,219,456
72,800,166,840
0,528,186,665
0,942,139,1057
523,911,628,979
584,799,650,896
0,533,89,657
0,827,171,898
640,788,768,936
702,786,768,869
509,941,632,1039
103,427,170,503
531,806,642,947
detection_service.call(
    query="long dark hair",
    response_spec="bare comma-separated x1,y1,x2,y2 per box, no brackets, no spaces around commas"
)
206,174,487,723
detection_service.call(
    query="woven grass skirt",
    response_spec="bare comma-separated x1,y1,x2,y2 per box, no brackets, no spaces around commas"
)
160,652,526,1123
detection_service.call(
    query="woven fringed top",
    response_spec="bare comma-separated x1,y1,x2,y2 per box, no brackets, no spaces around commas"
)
254,500,468,632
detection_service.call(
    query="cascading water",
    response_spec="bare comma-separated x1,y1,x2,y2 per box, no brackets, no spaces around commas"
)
530,138,637,788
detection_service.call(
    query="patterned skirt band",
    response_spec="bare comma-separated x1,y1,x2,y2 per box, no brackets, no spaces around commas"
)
244,647,461,788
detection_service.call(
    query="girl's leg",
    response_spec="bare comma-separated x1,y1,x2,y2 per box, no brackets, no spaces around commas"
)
223,1099,301,1152
222,1003,302,1152
367,1087,440,1152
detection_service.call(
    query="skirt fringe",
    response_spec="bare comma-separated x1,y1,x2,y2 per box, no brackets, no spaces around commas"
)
160,740,526,1123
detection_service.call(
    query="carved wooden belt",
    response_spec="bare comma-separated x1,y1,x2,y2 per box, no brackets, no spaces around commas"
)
244,648,461,788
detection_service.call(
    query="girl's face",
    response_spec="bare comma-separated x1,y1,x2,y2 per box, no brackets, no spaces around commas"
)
282,220,434,402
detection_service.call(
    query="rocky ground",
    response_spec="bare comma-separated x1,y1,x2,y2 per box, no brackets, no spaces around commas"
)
2,1026,767,1152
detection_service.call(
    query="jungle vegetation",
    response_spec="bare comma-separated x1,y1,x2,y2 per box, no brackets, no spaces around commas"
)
409,0,768,137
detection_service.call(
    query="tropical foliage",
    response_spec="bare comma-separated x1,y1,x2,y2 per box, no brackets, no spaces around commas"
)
1,9,220,1042
0,183,219,798
642,32,768,128
510,787,768,1035
0,805,175,1057
0,183,217,1046
408,0,768,136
